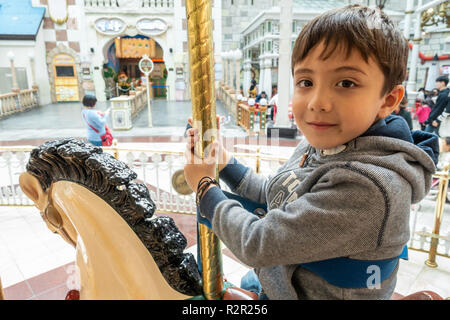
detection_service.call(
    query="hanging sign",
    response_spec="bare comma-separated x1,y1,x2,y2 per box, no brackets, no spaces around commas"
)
139,54,154,75
94,17,127,35
115,38,156,58
136,18,168,36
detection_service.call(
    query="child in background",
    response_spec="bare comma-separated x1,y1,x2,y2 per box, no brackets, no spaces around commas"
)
414,99,432,131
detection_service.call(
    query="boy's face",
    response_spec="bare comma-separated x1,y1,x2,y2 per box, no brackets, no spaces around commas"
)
292,41,403,149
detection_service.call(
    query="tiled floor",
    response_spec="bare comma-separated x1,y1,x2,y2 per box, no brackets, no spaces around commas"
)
0,206,252,300
1,205,449,300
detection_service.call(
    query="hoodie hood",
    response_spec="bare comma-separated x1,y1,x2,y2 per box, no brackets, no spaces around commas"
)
350,114,439,203
361,114,439,164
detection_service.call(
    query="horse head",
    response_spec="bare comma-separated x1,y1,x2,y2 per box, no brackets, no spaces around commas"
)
19,139,202,299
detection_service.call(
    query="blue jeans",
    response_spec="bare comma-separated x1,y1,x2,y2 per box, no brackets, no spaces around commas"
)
240,270,269,300
89,140,102,146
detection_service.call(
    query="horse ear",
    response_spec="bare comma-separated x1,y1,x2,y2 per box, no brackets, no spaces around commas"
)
19,172,48,211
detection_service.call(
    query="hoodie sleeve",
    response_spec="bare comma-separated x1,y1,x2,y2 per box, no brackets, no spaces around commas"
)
201,166,396,267
219,156,274,204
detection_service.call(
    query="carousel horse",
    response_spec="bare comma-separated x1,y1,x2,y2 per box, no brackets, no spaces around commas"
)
19,139,203,299
17,139,444,300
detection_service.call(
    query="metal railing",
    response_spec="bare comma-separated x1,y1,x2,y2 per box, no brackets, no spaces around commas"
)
1,143,449,265
84,0,174,9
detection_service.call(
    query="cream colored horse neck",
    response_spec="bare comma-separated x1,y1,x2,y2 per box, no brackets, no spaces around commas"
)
52,181,190,300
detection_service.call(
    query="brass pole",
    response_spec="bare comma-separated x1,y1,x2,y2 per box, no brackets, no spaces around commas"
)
425,164,450,268
112,139,119,160
256,147,261,174
185,0,223,300
0,277,5,300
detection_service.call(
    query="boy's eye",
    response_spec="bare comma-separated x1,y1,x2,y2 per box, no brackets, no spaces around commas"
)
337,80,356,88
297,80,313,88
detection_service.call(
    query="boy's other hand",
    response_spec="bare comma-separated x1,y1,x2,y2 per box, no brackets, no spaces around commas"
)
185,116,231,172
184,141,219,192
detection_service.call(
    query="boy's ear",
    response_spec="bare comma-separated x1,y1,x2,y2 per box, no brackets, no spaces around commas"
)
377,85,405,119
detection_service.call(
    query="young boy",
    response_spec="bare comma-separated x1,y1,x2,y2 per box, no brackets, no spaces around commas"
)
184,5,439,300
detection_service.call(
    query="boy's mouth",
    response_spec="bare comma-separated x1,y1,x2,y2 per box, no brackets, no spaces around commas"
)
307,121,337,130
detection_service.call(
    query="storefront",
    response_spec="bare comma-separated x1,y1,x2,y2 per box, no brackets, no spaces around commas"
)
89,15,176,102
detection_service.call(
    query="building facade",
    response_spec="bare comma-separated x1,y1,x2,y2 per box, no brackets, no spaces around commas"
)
0,0,448,106
233,0,449,99
0,0,223,104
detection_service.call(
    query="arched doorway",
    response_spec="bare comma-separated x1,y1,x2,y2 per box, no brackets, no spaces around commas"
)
46,44,83,103
103,35,167,99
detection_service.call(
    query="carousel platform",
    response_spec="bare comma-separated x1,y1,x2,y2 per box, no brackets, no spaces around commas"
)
1,205,449,300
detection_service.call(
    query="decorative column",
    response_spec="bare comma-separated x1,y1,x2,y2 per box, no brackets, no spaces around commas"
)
28,52,38,89
221,52,227,87
275,0,293,127
234,49,242,96
263,57,272,95
227,51,233,91
258,55,264,94
243,60,252,97
406,0,423,95
7,51,20,93
403,0,415,40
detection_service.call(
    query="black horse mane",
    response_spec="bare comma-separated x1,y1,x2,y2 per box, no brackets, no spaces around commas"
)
26,139,202,296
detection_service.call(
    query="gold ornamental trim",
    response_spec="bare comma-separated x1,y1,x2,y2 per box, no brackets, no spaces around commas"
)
172,169,193,195
48,0,69,25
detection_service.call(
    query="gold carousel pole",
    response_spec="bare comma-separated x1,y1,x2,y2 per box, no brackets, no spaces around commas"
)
185,0,223,299
0,277,5,300
425,164,450,268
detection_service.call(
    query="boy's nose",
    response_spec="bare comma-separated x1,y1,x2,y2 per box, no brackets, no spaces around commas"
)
307,92,332,112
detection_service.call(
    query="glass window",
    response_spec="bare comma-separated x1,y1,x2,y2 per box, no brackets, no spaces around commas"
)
0,67,29,94
55,66,75,77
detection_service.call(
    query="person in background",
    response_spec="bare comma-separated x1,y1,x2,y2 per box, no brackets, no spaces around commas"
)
255,91,267,103
414,98,432,131
81,95,110,146
424,76,450,136
432,88,439,100
424,89,436,110
271,85,278,99
417,87,426,101
248,79,258,98
393,96,413,130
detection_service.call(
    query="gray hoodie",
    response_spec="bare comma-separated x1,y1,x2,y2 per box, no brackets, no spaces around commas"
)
199,115,438,299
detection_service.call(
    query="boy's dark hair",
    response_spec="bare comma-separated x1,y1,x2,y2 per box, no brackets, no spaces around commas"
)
82,95,97,108
291,4,408,96
435,76,449,86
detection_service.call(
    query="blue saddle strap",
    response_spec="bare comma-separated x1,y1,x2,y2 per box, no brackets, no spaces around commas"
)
300,245,408,289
